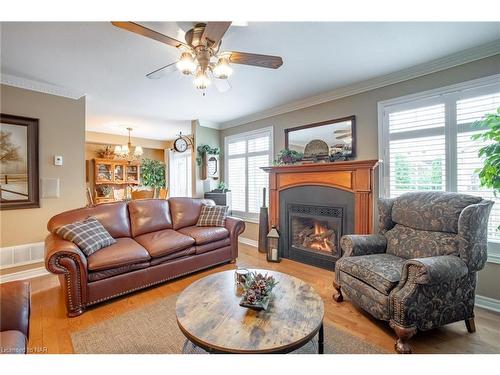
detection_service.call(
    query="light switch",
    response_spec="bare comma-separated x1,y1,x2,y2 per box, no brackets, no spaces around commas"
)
54,155,63,166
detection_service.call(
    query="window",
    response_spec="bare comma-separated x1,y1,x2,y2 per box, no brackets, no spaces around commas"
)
168,150,192,197
225,127,273,219
379,74,500,252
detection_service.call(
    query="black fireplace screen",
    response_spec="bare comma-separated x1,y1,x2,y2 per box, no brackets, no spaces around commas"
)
288,204,343,257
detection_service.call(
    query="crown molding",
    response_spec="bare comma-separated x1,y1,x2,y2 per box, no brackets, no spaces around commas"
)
219,40,500,130
197,120,221,129
0,73,85,100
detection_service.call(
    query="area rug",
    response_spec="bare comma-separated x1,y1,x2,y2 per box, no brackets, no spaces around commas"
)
71,294,387,354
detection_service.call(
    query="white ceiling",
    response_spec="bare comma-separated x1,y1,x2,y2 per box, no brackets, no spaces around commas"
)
1,22,500,140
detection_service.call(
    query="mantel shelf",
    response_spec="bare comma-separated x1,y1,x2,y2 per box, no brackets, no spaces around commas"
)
262,159,379,234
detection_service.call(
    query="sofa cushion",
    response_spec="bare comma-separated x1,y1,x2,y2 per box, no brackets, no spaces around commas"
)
337,253,406,295
48,201,131,238
55,217,116,257
128,199,173,237
169,197,215,230
178,226,229,245
195,237,231,254
0,330,27,354
196,204,228,227
87,238,150,271
135,229,195,258
88,262,150,282
385,224,459,259
149,247,196,266
391,192,482,233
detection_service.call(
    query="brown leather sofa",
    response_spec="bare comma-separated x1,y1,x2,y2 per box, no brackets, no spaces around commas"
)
0,281,31,354
45,198,245,317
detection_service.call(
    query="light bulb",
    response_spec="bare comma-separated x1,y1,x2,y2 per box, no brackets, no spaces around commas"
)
213,58,233,79
114,145,122,154
176,52,196,75
193,70,211,90
134,146,143,156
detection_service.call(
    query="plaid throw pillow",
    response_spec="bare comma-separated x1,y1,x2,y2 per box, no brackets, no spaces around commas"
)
55,217,116,257
196,205,228,227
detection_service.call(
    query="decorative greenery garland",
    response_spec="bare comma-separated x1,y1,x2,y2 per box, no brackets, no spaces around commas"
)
196,144,220,166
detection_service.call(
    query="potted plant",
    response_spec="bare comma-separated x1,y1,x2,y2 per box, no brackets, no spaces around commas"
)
213,181,229,193
274,149,303,165
472,106,500,229
140,158,166,197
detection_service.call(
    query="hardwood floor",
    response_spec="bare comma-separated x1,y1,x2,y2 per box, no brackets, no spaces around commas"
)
26,244,500,354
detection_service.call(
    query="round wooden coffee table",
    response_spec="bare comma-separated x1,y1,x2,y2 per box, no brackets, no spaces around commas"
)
176,269,324,354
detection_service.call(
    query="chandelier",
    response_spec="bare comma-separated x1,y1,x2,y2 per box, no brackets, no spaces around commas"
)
114,128,143,161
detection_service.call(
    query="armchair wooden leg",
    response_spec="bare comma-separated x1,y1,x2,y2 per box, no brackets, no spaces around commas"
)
465,318,476,333
390,321,416,354
332,280,343,302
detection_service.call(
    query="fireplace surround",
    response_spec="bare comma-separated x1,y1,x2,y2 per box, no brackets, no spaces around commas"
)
262,160,378,269
280,186,354,269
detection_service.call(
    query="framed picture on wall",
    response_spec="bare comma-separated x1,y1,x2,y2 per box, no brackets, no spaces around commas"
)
0,113,40,210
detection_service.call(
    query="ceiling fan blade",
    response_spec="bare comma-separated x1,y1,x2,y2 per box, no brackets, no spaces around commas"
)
111,22,187,49
229,51,283,69
213,78,232,93
334,129,351,134
201,22,232,45
336,134,352,140
146,62,177,80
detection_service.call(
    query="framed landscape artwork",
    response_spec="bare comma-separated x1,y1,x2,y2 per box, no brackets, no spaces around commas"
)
0,113,39,210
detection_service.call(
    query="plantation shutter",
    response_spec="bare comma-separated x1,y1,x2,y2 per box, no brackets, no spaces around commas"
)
387,103,446,197
456,92,500,241
381,80,500,244
225,128,272,218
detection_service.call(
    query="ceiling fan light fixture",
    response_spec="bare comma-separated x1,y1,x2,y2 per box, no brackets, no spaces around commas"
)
176,52,196,75
194,70,211,90
213,57,233,79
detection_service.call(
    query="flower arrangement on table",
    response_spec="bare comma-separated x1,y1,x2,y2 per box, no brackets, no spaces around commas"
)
239,272,278,311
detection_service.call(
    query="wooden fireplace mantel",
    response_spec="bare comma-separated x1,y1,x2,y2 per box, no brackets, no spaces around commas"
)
262,159,379,234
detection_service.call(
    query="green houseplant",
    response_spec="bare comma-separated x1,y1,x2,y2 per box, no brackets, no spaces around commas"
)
472,107,500,193
196,145,220,166
140,158,166,195
472,106,500,229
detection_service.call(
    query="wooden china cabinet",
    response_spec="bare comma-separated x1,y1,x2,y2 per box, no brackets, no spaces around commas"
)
93,158,140,203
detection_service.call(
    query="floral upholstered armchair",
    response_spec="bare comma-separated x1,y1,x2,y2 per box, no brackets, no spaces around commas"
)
332,192,493,354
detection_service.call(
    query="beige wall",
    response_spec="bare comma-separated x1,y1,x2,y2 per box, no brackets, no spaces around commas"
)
220,55,500,301
192,121,221,198
0,84,86,247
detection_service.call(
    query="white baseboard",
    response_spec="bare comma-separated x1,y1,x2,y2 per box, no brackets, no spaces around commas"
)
475,295,500,313
0,266,49,284
238,237,258,248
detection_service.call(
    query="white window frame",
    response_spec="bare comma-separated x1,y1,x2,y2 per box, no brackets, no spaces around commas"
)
378,73,500,264
224,126,274,221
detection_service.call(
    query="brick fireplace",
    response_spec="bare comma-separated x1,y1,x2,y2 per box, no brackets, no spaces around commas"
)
262,160,378,269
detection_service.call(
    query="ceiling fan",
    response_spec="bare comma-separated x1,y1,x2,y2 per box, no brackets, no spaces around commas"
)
111,22,284,93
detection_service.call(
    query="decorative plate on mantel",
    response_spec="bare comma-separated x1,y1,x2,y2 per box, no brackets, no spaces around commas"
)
303,139,330,161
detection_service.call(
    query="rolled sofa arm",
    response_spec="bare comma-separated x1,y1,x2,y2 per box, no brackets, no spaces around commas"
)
390,255,472,330
340,234,387,257
45,234,88,316
225,216,246,260
401,255,469,286
0,281,30,338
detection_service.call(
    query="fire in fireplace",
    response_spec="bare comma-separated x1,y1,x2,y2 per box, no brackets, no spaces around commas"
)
293,218,337,254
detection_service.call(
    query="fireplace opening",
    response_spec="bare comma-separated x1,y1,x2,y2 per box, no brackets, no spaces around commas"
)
292,217,338,254
287,204,344,269
279,186,354,270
